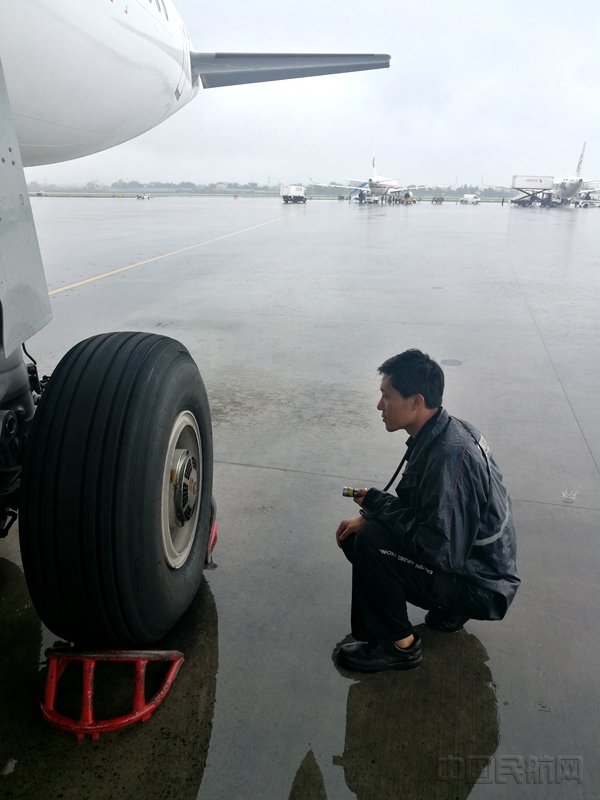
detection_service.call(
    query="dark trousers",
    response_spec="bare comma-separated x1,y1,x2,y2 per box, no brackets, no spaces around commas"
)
340,520,471,642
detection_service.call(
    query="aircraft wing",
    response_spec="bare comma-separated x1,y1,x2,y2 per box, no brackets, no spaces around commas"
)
190,53,391,89
482,177,511,190
311,181,369,190
388,184,449,194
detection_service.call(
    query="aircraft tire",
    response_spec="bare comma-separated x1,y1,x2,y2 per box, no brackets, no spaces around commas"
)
19,331,213,647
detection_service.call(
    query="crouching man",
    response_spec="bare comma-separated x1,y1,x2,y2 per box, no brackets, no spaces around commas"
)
336,349,519,673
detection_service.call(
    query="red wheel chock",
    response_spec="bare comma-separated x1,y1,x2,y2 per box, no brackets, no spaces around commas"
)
206,516,218,563
41,648,184,740
204,512,217,564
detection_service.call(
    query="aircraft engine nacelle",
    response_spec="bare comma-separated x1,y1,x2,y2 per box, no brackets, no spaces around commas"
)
559,177,584,196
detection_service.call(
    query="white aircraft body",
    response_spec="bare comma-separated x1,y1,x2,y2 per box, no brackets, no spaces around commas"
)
547,144,599,204
507,144,599,207
0,0,390,167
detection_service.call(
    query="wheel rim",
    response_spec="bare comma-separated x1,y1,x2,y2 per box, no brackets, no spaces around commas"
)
161,410,202,569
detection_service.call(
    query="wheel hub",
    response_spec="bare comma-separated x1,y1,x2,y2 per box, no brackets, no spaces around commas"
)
172,449,198,526
161,410,203,570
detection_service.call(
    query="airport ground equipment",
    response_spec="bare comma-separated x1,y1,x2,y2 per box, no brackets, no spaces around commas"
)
510,176,556,207
460,194,480,205
41,648,184,740
281,185,307,203
497,149,599,207
0,3,390,648
574,193,600,208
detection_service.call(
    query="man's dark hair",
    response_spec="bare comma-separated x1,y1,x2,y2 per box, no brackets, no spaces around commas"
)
378,349,444,408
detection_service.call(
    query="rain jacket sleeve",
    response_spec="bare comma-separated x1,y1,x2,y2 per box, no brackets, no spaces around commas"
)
362,442,489,573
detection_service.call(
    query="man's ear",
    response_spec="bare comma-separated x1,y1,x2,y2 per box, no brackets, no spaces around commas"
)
412,394,426,411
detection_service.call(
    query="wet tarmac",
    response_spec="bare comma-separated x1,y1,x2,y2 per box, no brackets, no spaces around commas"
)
1,196,599,798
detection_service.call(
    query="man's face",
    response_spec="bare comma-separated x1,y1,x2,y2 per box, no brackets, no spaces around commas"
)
376,375,419,432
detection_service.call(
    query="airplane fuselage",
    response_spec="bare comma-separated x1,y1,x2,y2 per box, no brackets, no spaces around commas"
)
0,0,197,166
367,176,400,196
554,176,584,200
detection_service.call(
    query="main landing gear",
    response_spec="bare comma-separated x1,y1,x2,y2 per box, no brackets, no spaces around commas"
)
19,332,214,647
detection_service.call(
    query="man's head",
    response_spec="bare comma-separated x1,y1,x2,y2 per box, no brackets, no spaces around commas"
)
376,349,444,435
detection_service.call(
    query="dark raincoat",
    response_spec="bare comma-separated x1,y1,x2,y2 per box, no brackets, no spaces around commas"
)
362,408,519,620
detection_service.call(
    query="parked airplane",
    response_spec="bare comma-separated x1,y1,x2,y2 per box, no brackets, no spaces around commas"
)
487,144,599,207
313,158,453,203
549,143,600,205
0,0,390,648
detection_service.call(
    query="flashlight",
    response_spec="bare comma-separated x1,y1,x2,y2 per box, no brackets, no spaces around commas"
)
342,487,366,498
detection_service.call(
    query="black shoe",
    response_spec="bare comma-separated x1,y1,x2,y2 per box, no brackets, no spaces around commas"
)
336,632,422,673
425,608,469,632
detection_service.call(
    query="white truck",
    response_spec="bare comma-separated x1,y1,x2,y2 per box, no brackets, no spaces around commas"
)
460,194,480,205
281,185,307,203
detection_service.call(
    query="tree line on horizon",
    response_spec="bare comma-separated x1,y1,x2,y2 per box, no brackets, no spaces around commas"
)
27,179,276,193
27,179,512,197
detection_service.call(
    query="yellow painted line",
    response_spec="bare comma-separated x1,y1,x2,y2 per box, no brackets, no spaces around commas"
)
48,214,292,296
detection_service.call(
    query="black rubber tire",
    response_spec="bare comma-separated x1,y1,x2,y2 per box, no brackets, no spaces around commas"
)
19,332,213,647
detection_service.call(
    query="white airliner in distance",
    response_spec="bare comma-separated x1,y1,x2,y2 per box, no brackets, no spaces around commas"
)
550,143,600,205
487,144,600,207
0,0,390,166
313,157,454,202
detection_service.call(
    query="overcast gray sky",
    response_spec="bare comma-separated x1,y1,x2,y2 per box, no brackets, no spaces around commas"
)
25,0,600,187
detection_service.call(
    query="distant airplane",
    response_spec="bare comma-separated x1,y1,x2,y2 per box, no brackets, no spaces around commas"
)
486,144,600,207
312,157,454,203
550,143,600,205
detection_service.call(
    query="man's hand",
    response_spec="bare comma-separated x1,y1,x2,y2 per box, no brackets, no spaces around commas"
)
352,488,368,507
336,515,366,547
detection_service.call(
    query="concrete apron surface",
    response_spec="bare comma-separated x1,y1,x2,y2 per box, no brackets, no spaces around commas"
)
0,197,598,799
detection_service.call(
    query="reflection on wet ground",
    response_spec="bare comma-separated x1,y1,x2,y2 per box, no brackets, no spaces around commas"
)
331,628,498,799
288,749,328,800
286,627,498,799
0,557,217,799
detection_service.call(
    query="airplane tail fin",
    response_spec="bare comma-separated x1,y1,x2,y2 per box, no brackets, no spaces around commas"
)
577,142,586,177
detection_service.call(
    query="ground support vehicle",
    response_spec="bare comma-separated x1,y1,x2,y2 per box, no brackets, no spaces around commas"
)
281,185,307,203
